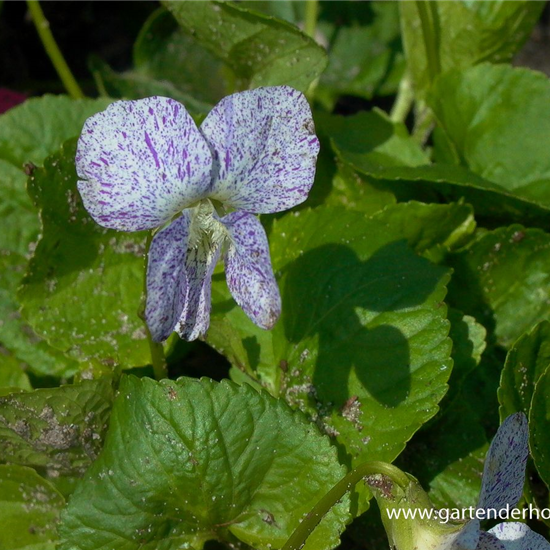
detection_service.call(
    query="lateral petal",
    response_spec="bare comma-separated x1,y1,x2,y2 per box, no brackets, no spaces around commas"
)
222,211,281,329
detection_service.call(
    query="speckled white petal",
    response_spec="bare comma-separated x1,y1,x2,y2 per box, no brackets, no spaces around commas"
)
77,96,212,231
477,413,529,512
145,213,191,342
200,86,320,214
145,211,222,342
485,522,550,549
222,211,281,329
475,532,506,550
444,520,481,550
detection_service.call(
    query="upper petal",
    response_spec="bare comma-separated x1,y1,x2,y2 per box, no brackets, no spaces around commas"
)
145,208,223,342
200,86,320,214
222,211,281,329
483,522,550,549
477,413,529,512
77,96,213,231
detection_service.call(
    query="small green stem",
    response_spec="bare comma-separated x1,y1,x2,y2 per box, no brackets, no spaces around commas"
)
304,0,319,40
412,100,435,145
281,462,410,550
148,330,168,381
390,72,414,123
26,0,84,99
140,233,168,380
416,0,441,85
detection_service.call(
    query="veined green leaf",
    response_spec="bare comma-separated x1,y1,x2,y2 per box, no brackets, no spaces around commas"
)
59,376,349,550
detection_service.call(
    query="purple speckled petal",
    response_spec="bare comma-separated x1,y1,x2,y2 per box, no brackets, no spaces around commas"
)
145,211,222,342
486,522,550,549
222,211,281,329
441,520,480,550
200,86,320,214
477,413,529,512
475,532,507,550
77,96,212,231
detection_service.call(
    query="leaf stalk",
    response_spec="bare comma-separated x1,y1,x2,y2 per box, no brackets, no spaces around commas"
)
26,0,84,99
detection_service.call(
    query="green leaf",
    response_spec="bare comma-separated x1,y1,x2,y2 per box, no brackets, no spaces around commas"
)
317,1,405,108
446,309,487,402
499,321,550,419
400,1,542,95
209,203,459,481
0,95,112,169
0,252,78,378
0,464,64,550
0,160,39,256
324,109,430,170
333,131,550,230
133,8,226,105
163,0,327,92
397,399,488,509
59,376,349,550
530,366,550,491
0,353,32,394
323,163,396,216
447,225,550,348
429,64,550,207
89,56,213,115
18,140,150,368
0,377,114,476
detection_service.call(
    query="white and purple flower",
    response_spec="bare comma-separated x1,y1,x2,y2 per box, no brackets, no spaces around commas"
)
371,413,550,550
461,412,549,550
76,87,319,341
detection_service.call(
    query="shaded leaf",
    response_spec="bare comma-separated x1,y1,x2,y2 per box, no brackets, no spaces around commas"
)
163,0,327,92
499,321,550,420
133,8,226,105
333,134,550,230
208,203,460,492
0,352,32,394
317,1,405,108
530,366,550,492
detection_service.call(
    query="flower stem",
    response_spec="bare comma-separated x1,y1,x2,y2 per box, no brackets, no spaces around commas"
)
281,462,410,550
415,0,441,85
390,72,414,124
26,0,84,99
147,329,168,381
304,0,319,39
140,232,167,381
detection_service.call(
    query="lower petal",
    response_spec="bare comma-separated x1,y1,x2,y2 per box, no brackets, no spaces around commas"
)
485,522,550,549
145,211,221,342
477,413,529,512
221,211,281,330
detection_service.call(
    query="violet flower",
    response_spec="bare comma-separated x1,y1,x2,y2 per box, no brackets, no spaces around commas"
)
371,413,550,550
466,412,550,549
76,87,319,341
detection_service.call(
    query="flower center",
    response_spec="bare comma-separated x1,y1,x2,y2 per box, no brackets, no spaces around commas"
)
188,199,229,254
